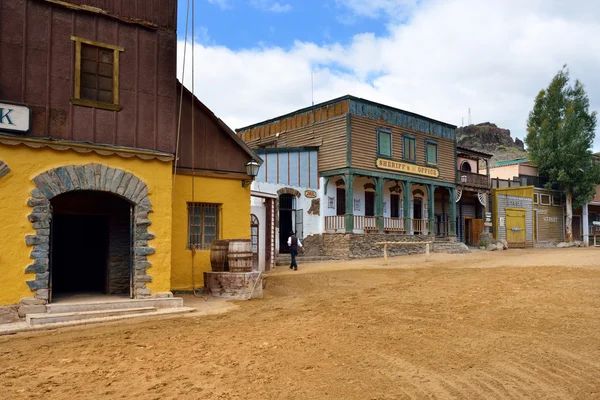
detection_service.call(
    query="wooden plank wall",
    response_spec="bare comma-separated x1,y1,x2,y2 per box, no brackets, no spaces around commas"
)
238,100,349,143
242,116,347,173
350,115,455,183
493,186,534,247
534,189,564,242
0,0,177,152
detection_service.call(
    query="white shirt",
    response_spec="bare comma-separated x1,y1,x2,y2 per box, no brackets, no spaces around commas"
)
287,236,303,247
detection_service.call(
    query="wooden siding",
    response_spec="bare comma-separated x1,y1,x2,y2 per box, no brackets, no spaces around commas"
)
243,116,347,173
349,114,455,183
0,0,177,152
237,100,349,143
47,0,177,31
176,85,251,174
534,189,564,242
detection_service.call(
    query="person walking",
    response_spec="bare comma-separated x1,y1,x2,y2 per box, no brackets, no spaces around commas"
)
287,231,303,271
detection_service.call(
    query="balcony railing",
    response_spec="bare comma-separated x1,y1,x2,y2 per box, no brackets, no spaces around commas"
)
384,217,405,232
411,218,429,233
458,171,490,188
325,215,345,231
354,215,377,231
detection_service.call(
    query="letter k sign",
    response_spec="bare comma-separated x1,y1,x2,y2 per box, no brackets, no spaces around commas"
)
0,108,15,125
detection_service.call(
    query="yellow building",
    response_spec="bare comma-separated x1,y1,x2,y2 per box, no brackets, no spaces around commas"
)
0,1,259,312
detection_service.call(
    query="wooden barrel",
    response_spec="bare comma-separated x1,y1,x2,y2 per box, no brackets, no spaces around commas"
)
210,240,230,272
228,239,253,272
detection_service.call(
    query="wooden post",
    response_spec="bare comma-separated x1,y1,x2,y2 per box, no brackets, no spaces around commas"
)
425,243,430,261
383,244,388,266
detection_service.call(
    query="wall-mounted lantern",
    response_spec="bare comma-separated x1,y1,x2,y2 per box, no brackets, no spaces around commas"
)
242,159,260,188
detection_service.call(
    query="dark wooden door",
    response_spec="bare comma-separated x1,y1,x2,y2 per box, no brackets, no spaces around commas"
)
572,216,582,241
391,193,400,218
365,192,375,216
336,188,346,215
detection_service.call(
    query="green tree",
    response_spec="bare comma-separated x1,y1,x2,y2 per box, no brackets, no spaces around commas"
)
526,66,600,242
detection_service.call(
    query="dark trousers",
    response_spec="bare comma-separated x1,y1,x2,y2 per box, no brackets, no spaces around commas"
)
290,249,298,269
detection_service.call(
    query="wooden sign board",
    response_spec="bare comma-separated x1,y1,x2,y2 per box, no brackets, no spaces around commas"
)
305,190,317,198
0,101,31,134
376,158,439,178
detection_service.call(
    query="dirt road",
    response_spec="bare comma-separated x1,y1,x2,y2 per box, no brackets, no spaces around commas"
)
2,248,600,399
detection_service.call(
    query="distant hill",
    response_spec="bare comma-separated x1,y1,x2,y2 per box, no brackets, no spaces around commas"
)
456,122,528,166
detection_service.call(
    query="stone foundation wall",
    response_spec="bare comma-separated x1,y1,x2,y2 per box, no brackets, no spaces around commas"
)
304,233,435,259
108,211,130,294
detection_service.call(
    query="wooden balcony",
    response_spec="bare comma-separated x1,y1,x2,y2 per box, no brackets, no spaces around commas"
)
354,216,377,231
457,171,490,189
384,217,405,232
411,219,429,233
325,215,345,231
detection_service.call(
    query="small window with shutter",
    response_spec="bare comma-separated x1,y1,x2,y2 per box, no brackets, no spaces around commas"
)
377,128,392,157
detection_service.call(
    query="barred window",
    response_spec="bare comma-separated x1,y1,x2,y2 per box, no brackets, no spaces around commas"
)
188,203,220,250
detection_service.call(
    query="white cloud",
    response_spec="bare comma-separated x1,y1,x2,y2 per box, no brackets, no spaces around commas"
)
335,0,420,20
180,0,600,150
250,0,292,13
207,0,233,10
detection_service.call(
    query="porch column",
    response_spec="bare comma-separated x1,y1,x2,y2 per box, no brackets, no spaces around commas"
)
448,187,457,237
583,203,589,247
376,177,384,233
403,180,412,233
427,184,435,234
344,173,354,233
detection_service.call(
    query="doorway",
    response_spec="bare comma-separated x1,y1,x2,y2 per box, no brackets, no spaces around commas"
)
365,192,375,216
50,191,132,301
279,194,294,253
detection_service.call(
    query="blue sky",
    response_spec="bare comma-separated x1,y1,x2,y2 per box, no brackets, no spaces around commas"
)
176,1,391,49
176,0,600,151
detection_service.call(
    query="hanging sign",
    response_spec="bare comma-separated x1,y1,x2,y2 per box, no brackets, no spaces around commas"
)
0,101,31,134
376,158,439,178
305,190,317,198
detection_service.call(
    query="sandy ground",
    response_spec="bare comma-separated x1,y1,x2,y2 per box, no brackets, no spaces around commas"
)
2,248,600,399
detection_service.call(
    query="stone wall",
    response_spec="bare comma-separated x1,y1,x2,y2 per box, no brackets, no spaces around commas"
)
108,210,131,294
304,233,434,259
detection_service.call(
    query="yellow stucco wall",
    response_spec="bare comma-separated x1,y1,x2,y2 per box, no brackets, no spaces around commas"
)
171,174,251,291
0,143,173,305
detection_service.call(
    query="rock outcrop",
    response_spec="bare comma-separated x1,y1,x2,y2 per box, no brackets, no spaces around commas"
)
456,122,527,165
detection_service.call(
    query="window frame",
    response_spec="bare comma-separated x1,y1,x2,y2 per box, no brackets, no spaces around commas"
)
402,134,416,163
187,203,221,250
71,36,124,111
552,195,562,207
376,128,393,158
425,139,438,166
539,194,551,206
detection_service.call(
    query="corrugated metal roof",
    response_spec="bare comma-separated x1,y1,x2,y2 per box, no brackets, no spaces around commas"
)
494,158,529,167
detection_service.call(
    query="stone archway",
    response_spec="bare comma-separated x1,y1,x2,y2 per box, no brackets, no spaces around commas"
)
276,187,301,198
24,164,154,303
0,160,10,180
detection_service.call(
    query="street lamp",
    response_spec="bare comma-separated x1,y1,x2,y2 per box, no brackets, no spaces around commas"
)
242,159,260,188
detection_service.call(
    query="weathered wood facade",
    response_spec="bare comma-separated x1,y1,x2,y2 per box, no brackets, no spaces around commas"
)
0,0,177,152
238,95,458,237
176,84,257,175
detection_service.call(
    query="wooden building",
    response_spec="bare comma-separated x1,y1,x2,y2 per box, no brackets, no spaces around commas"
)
456,146,492,246
0,0,258,311
238,96,460,255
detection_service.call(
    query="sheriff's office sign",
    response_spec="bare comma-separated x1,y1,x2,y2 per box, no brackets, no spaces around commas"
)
0,101,31,134
376,158,439,178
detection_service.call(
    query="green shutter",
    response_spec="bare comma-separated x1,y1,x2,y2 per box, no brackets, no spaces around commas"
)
427,143,437,164
379,131,391,156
